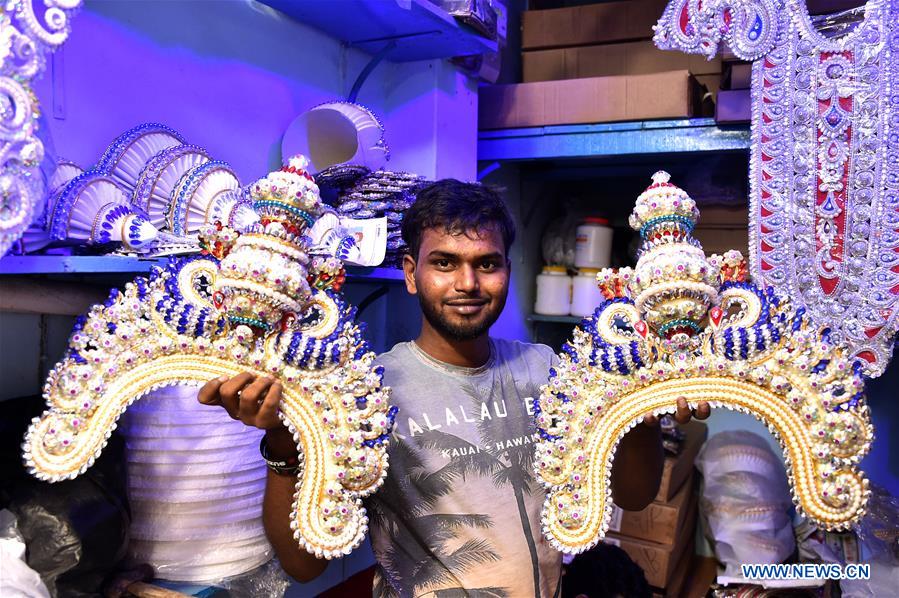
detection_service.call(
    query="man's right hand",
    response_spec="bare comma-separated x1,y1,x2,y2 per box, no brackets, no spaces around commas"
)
198,373,284,430
198,374,299,457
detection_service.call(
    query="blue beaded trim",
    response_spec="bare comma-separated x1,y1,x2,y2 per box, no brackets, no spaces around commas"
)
639,214,695,237
95,123,183,174
228,315,272,331
252,200,316,228
132,144,208,211
362,405,399,448
50,170,107,240
336,236,356,260
94,204,131,243
658,318,702,336
168,160,234,236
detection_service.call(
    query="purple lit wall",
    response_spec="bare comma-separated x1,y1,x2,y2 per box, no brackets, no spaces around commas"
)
32,0,478,184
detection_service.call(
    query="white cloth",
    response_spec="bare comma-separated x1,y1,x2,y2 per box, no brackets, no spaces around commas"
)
120,385,272,584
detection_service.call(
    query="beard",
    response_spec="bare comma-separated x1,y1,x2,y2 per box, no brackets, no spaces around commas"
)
418,292,506,341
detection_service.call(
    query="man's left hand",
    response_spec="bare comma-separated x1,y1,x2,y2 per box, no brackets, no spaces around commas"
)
642,396,711,426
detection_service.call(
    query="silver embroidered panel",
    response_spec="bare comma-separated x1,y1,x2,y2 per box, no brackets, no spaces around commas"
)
655,0,899,376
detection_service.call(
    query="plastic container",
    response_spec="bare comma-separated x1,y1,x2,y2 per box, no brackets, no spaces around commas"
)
534,265,572,315
574,216,613,269
570,268,604,317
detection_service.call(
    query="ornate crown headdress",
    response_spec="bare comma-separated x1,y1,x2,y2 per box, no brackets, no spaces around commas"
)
534,172,873,554
22,156,396,559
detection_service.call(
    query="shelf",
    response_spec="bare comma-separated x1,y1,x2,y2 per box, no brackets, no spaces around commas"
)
258,0,497,62
0,255,406,282
0,255,163,274
345,266,406,282
478,118,751,162
528,313,582,324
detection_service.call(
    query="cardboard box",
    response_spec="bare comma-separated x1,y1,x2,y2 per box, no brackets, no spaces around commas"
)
694,227,749,255
522,0,669,49
609,474,696,545
656,420,707,501
715,88,751,124
479,71,707,129
693,205,750,254
606,497,698,588
723,62,752,89
653,541,693,597
522,40,722,82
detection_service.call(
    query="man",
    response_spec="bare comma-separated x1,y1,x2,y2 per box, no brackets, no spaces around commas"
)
198,180,710,596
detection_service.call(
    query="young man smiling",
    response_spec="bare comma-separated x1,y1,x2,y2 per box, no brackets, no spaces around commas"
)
199,180,709,597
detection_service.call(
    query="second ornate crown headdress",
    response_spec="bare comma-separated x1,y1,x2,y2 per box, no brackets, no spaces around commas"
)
534,172,873,554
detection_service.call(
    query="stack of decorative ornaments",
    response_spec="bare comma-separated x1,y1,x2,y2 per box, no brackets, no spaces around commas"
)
119,386,273,584
286,101,428,267
19,123,257,255
337,170,427,266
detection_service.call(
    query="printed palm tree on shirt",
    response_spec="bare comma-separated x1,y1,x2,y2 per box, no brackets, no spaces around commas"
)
415,373,544,598
366,436,507,598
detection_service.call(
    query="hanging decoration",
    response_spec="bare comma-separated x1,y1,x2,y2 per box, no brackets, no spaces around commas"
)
22,156,396,559
534,172,872,554
0,0,82,256
654,0,899,376
282,101,390,174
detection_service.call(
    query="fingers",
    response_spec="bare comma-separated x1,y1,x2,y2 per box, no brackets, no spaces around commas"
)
694,401,711,420
642,413,659,427
197,375,228,406
238,376,275,420
197,372,283,430
257,381,284,429
674,396,693,424
218,372,256,418
673,397,713,423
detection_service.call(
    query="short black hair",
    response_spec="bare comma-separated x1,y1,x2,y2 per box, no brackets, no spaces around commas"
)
402,179,516,260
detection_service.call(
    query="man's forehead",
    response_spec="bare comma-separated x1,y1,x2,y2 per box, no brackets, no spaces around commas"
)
419,225,504,255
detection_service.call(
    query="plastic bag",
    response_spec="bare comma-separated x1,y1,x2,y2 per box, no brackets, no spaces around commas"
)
541,214,578,268
2,394,131,597
696,431,796,578
10,438,131,596
797,483,899,597
0,509,52,598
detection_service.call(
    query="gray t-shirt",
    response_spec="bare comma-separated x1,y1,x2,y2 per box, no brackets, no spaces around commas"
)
366,339,562,598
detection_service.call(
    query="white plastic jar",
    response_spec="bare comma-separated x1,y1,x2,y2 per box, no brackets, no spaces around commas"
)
570,268,604,317
574,217,613,269
534,265,572,315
